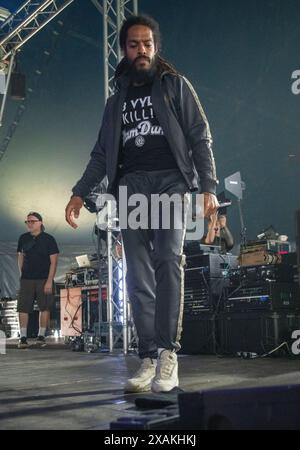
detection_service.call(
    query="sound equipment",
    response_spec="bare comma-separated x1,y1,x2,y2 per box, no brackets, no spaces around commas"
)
65,267,98,287
239,239,290,266
239,250,281,266
60,285,107,340
180,311,217,355
229,264,295,287
184,253,238,313
184,265,211,312
218,311,300,354
225,283,299,312
0,298,19,337
181,253,238,354
60,288,82,337
242,239,290,253
185,253,238,275
178,384,300,429
226,262,299,312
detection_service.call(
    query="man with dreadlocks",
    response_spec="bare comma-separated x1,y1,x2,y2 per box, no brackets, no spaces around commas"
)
65,15,218,393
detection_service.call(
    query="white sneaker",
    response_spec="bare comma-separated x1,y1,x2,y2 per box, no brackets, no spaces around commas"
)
124,358,157,393
151,349,179,393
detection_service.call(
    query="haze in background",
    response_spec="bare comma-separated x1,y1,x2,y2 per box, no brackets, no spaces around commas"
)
0,0,299,247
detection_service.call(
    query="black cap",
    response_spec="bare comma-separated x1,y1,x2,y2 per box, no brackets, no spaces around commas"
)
27,211,43,221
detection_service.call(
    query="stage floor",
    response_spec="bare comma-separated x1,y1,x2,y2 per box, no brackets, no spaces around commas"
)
0,339,300,430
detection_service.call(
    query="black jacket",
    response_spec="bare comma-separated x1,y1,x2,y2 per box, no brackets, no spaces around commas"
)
72,71,218,198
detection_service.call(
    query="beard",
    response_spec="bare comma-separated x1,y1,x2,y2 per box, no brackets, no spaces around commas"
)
126,55,158,85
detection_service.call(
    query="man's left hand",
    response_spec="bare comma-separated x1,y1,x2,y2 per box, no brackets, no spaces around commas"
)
44,281,53,295
203,192,219,218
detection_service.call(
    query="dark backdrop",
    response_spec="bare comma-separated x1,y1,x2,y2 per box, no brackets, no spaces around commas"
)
0,0,299,246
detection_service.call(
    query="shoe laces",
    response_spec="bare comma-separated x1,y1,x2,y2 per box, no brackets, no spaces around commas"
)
158,352,176,378
134,358,155,377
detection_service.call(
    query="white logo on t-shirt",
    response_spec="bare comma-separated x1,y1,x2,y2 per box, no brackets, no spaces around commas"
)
135,135,145,147
122,95,164,148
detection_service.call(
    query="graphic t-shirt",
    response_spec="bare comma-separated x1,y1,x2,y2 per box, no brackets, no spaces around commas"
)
119,83,178,175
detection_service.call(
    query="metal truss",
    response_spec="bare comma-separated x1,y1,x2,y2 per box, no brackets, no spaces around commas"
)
101,200,138,354
0,1,74,130
91,0,138,353
0,0,139,354
107,228,127,352
0,0,75,62
103,0,139,353
101,0,138,100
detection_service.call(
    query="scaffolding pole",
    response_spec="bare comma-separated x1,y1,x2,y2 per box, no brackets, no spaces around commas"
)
102,0,138,100
94,0,138,354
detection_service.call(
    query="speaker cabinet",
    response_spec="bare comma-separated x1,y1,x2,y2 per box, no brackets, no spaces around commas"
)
179,385,300,429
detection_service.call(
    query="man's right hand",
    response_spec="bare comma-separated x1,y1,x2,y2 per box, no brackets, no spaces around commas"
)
65,196,84,229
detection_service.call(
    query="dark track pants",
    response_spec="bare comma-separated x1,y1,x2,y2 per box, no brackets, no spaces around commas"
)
118,169,190,359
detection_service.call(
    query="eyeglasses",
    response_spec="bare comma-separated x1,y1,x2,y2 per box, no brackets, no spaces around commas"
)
24,220,40,224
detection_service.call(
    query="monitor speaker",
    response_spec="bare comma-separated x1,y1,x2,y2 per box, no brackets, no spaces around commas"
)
179,384,300,429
